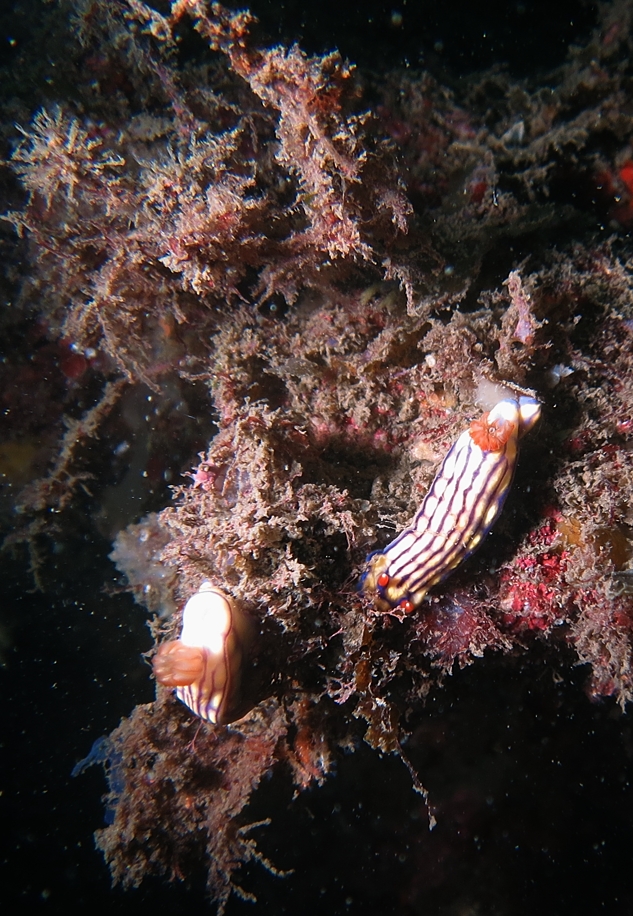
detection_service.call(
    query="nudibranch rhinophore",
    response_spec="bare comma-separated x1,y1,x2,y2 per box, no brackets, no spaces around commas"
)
362,396,541,613
153,581,252,725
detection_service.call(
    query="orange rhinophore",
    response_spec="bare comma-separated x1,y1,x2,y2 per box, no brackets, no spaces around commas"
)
468,412,514,452
153,641,204,687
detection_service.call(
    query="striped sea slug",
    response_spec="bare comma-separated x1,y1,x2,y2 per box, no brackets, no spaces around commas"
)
362,396,541,613
153,581,252,724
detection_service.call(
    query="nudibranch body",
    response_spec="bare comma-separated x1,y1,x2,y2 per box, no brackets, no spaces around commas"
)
362,396,541,613
153,582,252,725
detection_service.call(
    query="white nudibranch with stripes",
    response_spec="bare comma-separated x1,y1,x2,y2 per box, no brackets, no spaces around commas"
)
362,396,541,613
152,582,252,724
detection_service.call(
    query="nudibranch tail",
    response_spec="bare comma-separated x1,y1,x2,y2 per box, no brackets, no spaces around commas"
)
153,581,252,725
517,395,541,437
362,396,541,613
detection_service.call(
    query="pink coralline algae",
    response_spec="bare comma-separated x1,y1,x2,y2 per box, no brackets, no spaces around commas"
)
6,0,633,910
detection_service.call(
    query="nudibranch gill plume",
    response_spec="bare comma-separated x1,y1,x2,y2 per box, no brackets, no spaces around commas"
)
362,396,541,613
153,581,252,725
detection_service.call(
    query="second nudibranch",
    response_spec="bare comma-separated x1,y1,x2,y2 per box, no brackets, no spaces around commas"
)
152,581,252,725
362,396,541,613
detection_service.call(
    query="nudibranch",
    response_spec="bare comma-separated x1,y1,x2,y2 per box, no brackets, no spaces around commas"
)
362,396,541,613
153,581,252,725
